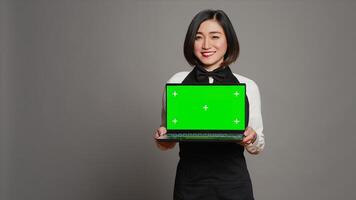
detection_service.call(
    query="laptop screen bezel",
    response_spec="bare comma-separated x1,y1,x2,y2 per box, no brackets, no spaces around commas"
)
165,83,247,133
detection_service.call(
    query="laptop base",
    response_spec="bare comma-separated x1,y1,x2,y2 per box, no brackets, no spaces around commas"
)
157,133,245,142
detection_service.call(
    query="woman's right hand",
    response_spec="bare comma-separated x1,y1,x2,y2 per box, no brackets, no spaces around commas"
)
153,127,177,150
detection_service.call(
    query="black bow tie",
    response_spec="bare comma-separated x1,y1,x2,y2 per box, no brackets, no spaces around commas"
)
196,65,227,82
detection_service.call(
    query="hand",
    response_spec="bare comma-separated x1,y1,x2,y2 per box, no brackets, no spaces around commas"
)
239,127,257,146
153,127,176,150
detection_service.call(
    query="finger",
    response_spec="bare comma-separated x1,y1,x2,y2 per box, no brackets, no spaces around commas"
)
158,129,167,137
154,129,162,139
158,127,167,134
241,139,251,146
154,127,169,141
244,127,253,135
243,127,254,142
242,133,254,143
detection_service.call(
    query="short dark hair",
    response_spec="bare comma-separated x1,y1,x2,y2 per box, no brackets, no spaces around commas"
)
184,9,240,67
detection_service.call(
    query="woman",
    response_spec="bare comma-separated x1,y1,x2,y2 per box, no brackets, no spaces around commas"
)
154,9,265,200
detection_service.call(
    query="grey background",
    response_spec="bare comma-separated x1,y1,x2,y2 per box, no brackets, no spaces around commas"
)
1,0,356,199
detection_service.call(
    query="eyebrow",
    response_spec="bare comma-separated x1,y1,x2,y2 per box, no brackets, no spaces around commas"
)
196,31,222,35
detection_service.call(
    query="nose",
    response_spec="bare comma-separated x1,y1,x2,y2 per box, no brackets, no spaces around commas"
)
202,38,211,49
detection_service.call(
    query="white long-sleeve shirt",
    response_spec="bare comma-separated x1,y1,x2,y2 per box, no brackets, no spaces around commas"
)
161,71,265,155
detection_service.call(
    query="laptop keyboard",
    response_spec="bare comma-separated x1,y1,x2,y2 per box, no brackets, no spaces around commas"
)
166,133,244,141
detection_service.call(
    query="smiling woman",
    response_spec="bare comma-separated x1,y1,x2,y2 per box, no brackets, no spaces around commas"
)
193,20,228,71
153,9,265,200
183,9,239,71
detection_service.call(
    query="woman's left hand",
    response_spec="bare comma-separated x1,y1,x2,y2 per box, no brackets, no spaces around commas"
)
239,127,257,146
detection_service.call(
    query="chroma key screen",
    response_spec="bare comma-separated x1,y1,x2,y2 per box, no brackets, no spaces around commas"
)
166,84,246,130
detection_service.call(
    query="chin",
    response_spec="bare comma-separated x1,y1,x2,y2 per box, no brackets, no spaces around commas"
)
198,57,223,66
200,60,220,67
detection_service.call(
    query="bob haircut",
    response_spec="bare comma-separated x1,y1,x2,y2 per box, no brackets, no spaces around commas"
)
184,9,240,67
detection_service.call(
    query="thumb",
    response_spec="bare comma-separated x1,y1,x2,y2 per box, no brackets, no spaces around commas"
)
158,127,167,136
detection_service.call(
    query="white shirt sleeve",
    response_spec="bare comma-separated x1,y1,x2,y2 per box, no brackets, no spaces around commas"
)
234,73,265,155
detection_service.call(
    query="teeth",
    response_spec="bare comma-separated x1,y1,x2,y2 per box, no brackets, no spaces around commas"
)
202,52,215,56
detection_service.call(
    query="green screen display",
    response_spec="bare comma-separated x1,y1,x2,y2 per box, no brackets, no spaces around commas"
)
166,85,246,130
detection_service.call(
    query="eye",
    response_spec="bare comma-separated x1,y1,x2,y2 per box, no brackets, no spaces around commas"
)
195,35,202,40
212,36,220,39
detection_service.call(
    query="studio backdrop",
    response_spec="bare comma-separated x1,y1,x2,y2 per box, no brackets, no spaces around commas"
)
1,0,355,200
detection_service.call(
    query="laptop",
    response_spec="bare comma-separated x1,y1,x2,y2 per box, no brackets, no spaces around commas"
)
157,84,247,142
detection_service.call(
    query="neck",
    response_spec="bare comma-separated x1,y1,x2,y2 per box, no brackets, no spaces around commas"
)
202,63,223,72
200,58,225,71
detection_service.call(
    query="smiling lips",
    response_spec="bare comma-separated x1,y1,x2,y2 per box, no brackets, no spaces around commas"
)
201,51,216,57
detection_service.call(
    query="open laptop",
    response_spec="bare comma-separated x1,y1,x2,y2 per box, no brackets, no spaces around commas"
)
157,84,247,142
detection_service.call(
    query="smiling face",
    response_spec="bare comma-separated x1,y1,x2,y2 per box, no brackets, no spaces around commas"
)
194,19,228,71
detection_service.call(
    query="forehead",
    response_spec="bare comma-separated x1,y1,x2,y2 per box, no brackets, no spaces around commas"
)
197,19,224,34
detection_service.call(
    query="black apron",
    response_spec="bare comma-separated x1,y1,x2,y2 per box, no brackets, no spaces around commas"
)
173,65,254,200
